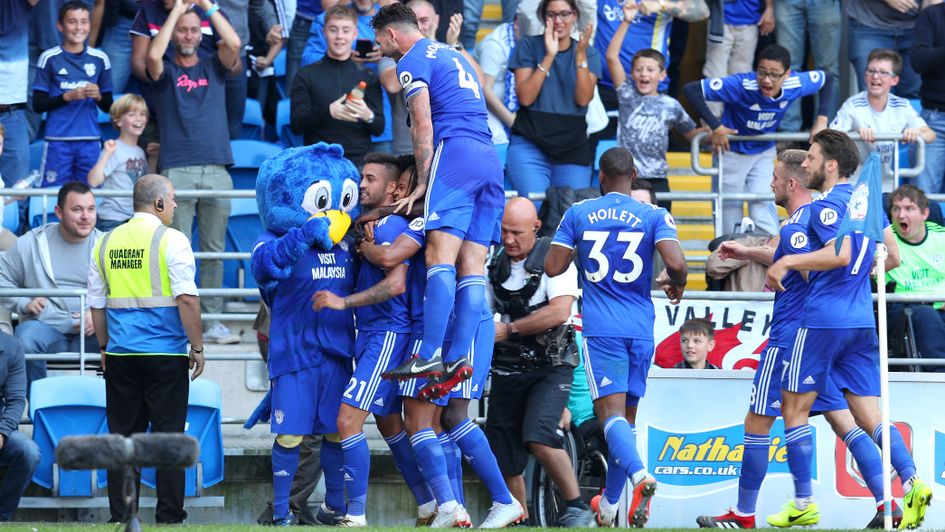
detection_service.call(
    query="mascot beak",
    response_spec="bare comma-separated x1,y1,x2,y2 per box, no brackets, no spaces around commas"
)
309,210,351,246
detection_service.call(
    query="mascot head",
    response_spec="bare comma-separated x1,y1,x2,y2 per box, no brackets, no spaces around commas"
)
256,143,360,239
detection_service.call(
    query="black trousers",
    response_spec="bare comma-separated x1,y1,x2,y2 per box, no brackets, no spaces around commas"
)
105,355,190,523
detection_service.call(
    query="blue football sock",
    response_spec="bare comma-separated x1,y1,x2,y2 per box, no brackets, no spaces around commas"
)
449,418,513,504
272,441,301,520
845,428,884,503
444,275,486,363
418,265,457,360
410,429,456,506
385,430,435,506
736,433,770,515
341,433,370,517
320,439,346,512
784,425,813,499
602,416,644,505
872,424,916,486
438,432,464,505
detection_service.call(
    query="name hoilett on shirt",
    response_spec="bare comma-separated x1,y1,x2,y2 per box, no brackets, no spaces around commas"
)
586,208,644,227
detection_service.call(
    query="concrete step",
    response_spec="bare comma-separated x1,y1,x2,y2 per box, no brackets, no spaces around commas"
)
667,151,711,171
688,272,707,291
677,223,715,242
668,174,711,192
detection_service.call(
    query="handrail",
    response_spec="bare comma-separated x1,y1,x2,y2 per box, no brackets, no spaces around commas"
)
0,189,257,199
649,290,945,304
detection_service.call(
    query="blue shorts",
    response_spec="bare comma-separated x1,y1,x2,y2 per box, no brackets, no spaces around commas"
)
751,342,847,418
42,139,100,187
271,356,351,435
344,331,409,415
425,137,504,247
782,327,880,397
582,336,654,405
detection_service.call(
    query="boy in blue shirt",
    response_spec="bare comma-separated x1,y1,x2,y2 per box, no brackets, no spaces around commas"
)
545,147,688,527
684,44,834,236
33,1,113,188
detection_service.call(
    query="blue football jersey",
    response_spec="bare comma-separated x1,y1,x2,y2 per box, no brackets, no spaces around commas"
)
396,38,492,145
552,192,678,339
34,46,113,140
355,214,412,333
803,183,887,329
256,233,356,379
594,1,671,89
701,70,825,154
769,203,812,344
402,217,427,335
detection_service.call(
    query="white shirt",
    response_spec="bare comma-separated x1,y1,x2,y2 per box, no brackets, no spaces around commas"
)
829,91,927,192
87,212,199,309
486,256,581,318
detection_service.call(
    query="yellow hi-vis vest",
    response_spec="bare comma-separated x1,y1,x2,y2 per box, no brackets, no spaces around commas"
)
93,216,187,356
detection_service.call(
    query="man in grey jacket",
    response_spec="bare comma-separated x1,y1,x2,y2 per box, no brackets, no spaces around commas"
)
0,182,101,392
0,332,40,521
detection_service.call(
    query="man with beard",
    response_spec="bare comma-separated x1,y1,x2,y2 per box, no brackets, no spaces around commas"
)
145,0,243,346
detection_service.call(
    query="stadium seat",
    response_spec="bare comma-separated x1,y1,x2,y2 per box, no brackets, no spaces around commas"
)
273,48,287,99
30,376,109,496
3,201,18,234
141,379,224,496
242,99,265,140
98,108,118,140
224,198,262,295
276,98,303,148
29,196,59,228
29,141,46,173
594,140,618,171
229,140,281,189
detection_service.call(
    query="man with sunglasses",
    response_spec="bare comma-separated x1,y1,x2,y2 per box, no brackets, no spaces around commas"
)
830,48,935,193
684,44,836,237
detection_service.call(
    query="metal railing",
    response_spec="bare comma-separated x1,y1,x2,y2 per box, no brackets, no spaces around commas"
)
689,132,928,237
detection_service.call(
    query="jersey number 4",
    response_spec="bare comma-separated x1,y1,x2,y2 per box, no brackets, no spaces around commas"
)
582,230,644,283
453,58,481,99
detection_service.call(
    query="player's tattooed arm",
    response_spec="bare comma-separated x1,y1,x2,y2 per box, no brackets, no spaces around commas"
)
312,264,408,310
394,90,434,215
359,234,421,269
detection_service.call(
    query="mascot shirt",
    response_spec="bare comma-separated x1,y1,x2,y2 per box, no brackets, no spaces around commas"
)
402,218,427,336
257,232,357,378
355,215,412,333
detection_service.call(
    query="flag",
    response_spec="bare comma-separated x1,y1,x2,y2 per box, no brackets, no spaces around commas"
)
835,153,886,254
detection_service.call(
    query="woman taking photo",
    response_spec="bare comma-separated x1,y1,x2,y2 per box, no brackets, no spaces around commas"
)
506,0,600,203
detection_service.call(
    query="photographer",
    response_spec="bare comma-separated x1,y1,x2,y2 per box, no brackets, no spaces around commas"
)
484,197,592,527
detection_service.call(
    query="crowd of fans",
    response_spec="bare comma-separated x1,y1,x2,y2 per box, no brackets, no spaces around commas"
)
0,0,940,365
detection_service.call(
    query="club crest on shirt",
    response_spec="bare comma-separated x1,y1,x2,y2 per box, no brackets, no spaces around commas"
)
84,62,96,77
848,183,869,222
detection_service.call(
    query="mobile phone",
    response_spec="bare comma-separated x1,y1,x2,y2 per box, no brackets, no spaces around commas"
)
356,39,374,57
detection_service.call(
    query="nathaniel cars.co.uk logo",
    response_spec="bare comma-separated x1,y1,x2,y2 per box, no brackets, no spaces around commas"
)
648,421,815,486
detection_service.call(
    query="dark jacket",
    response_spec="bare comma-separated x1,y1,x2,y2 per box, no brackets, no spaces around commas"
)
289,56,385,167
912,4,945,111
0,334,26,439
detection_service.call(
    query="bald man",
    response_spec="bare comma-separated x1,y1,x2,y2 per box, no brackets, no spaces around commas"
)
89,173,204,524
483,197,594,527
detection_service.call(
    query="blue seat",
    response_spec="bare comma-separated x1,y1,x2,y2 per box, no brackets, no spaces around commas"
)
29,196,59,228
141,379,224,496
230,140,281,190
98,108,118,140
273,48,287,99
30,141,46,173
594,140,618,171
224,198,262,295
242,99,265,140
30,376,109,496
276,99,303,148
3,201,19,234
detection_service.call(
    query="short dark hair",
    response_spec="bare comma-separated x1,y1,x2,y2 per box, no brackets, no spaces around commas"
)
537,0,579,24
58,1,90,23
364,152,401,183
680,318,714,340
599,147,636,182
811,129,859,178
890,184,930,212
630,178,656,204
325,5,358,24
371,3,419,33
756,44,791,72
632,48,666,71
867,48,903,76
57,181,92,209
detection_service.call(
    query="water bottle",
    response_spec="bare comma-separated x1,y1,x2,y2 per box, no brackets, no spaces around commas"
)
12,170,41,190
346,81,367,102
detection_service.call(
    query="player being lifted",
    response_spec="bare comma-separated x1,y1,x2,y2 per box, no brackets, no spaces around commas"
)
545,147,688,527
696,149,901,529
766,129,931,529
371,3,505,395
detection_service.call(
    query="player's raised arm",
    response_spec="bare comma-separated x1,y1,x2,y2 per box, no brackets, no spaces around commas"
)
397,89,434,214
359,232,422,269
